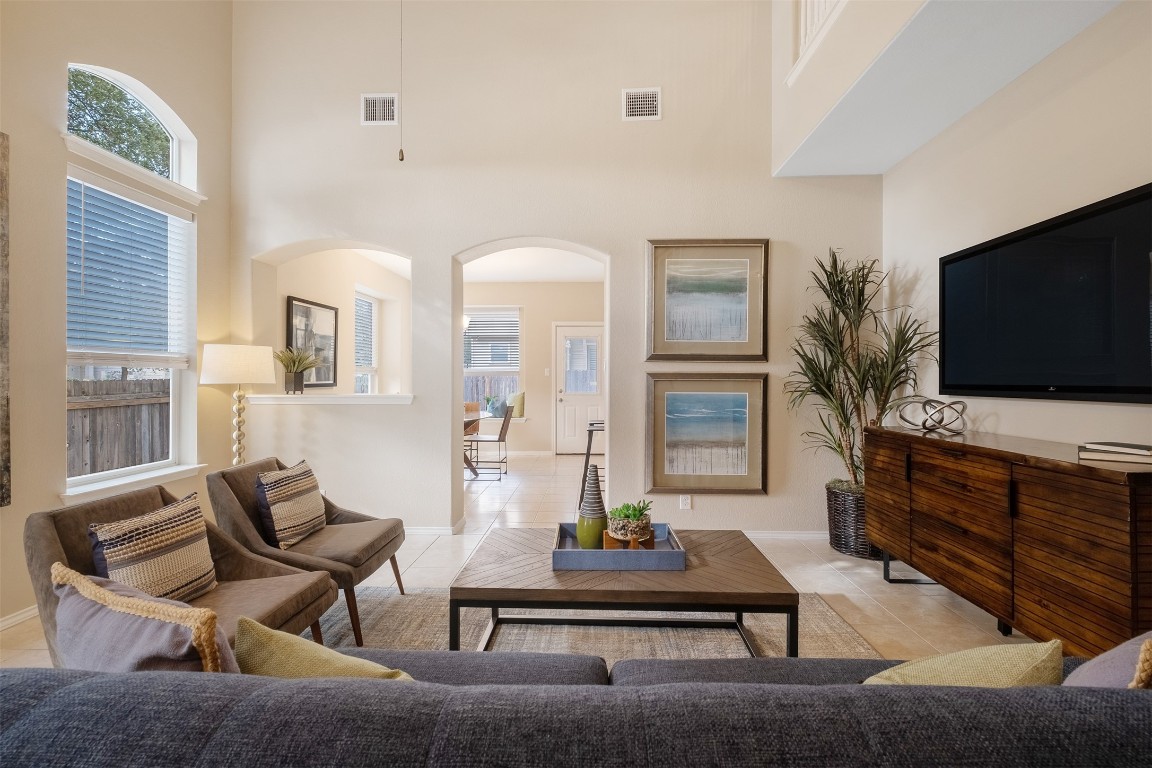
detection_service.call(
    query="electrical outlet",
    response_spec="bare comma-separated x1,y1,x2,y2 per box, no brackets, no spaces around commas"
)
679,494,692,510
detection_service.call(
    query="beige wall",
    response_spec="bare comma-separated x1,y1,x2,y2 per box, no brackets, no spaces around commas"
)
0,1,234,618
233,0,882,535
464,282,605,453
882,0,1152,442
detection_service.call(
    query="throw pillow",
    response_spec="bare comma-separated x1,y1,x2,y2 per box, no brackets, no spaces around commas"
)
255,460,327,549
1063,631,1152,689
233,617,413,681
863,640,1063,687
51,561,239,673
508,391,525,418
88,492,216,602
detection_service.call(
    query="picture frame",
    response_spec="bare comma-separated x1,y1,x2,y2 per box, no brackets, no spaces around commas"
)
646,239,769,361
646,372,768,494
286,296,338,388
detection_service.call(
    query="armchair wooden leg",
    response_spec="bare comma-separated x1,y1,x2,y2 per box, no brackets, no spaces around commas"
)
310,621,324,645
346,588,364,647
391,554,405,595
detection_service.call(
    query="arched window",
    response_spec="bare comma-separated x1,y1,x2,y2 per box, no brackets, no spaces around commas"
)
64,65,201,488
67,68,173,178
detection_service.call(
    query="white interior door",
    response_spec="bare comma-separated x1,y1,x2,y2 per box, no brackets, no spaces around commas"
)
554,324,605,454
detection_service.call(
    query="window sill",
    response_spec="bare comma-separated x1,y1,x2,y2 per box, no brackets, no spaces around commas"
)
247,394,414,405
61,463,206,505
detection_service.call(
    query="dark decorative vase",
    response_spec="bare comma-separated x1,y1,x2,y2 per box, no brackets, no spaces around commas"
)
284,371,305,394
826,481,882,560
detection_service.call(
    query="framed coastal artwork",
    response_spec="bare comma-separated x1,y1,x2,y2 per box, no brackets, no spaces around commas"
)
646,373,768,494
286,296,338,388
646,239,769,361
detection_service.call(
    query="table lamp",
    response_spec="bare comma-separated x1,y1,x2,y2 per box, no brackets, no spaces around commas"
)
200,344,276,466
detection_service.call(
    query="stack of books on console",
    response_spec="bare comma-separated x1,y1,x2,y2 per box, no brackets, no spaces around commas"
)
1077,441,1152,465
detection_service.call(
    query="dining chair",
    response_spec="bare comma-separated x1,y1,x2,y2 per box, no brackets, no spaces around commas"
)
465,407,514,479
464,402,482,436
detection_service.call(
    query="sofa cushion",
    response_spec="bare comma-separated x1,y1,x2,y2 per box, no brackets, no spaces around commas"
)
234,617,412,680
1064,631,1152,689
189,571,333,646
87,492,216,602
51,562,238,673
863,640,1063,687
255,460,327,549
284,518,403,567
610,657,901,686
341,648,610,686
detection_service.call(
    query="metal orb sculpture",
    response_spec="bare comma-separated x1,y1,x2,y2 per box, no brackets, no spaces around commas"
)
896,397,969,435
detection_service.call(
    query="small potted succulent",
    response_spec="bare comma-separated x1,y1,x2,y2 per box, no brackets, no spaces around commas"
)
607,499,653,543
274,347,320,394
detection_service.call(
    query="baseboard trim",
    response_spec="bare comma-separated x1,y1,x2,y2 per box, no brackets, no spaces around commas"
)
742,530,828,540
508,451,554,457
405,523,466,536
0,605,39,632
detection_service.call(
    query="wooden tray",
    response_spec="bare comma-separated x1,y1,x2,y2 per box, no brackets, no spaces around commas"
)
551,523,686,571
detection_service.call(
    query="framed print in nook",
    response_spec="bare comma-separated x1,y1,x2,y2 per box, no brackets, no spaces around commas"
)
646,239,769,361
646,373,768,494
286,296,337,388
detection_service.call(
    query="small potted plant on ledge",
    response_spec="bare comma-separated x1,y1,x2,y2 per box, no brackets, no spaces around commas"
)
274,347,320,394
784,249,937,559
607,500,653,544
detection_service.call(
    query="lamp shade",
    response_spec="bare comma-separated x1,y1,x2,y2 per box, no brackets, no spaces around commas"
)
200,344,276,385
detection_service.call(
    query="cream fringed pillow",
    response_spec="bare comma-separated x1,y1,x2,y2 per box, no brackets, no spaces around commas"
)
863,640,1063,687
51,562,238,673
234,617,412,681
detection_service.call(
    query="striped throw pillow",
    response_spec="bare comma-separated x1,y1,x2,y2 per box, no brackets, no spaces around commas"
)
256,460,327,549
88,493,217,603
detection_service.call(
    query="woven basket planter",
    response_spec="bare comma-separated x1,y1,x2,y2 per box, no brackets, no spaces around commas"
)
826,482,882,560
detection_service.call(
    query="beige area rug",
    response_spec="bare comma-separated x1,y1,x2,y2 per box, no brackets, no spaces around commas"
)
316,588,880,666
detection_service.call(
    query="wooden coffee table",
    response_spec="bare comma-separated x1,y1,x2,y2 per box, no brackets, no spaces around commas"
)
449,527,799,656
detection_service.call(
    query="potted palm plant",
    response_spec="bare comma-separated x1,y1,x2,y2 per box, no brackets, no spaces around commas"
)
785,249,937,558
274,347,320,394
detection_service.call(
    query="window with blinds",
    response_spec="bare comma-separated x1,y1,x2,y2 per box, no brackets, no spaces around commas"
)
463,308,521,415
354,294,378,393
64,65,197,483
464,310,521,370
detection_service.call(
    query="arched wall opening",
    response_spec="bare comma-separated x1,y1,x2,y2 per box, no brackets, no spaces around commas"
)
252,240,413,394
453,237,611,496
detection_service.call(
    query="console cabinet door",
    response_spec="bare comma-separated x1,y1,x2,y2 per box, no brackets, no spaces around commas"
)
910,444,1013,621
864,433,912,561
1013,466,1137,657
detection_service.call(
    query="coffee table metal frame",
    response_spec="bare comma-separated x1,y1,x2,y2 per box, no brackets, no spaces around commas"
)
449,528,799,657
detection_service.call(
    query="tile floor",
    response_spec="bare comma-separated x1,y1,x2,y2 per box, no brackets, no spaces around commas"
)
1,454,1031,667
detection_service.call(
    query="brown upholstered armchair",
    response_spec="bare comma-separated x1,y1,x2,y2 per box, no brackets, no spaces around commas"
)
206,458,406,646
23,485,338,667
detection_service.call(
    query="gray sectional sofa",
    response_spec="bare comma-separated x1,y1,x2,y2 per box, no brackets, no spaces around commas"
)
2,650,1150,767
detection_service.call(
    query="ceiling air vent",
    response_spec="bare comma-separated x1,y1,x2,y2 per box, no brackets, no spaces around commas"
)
361,93,398,125
622,87,661,121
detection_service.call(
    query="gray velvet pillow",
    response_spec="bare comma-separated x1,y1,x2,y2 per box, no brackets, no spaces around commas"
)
51,562,239,674
1063,631,1152,688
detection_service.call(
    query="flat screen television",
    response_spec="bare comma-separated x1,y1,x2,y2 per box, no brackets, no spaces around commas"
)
939,183,1151,404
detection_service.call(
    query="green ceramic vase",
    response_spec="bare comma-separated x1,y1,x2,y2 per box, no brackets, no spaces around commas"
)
576,464,607,549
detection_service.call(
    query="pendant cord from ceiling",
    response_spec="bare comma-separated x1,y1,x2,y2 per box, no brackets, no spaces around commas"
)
398,0,405,161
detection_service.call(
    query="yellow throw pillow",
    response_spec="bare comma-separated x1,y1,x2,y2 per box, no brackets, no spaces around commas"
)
234,617,413,681
863,640,1063,687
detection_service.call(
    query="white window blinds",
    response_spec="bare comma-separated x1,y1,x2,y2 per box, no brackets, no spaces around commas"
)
66,178,192,368
354,295,376,368
464,309,521,370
